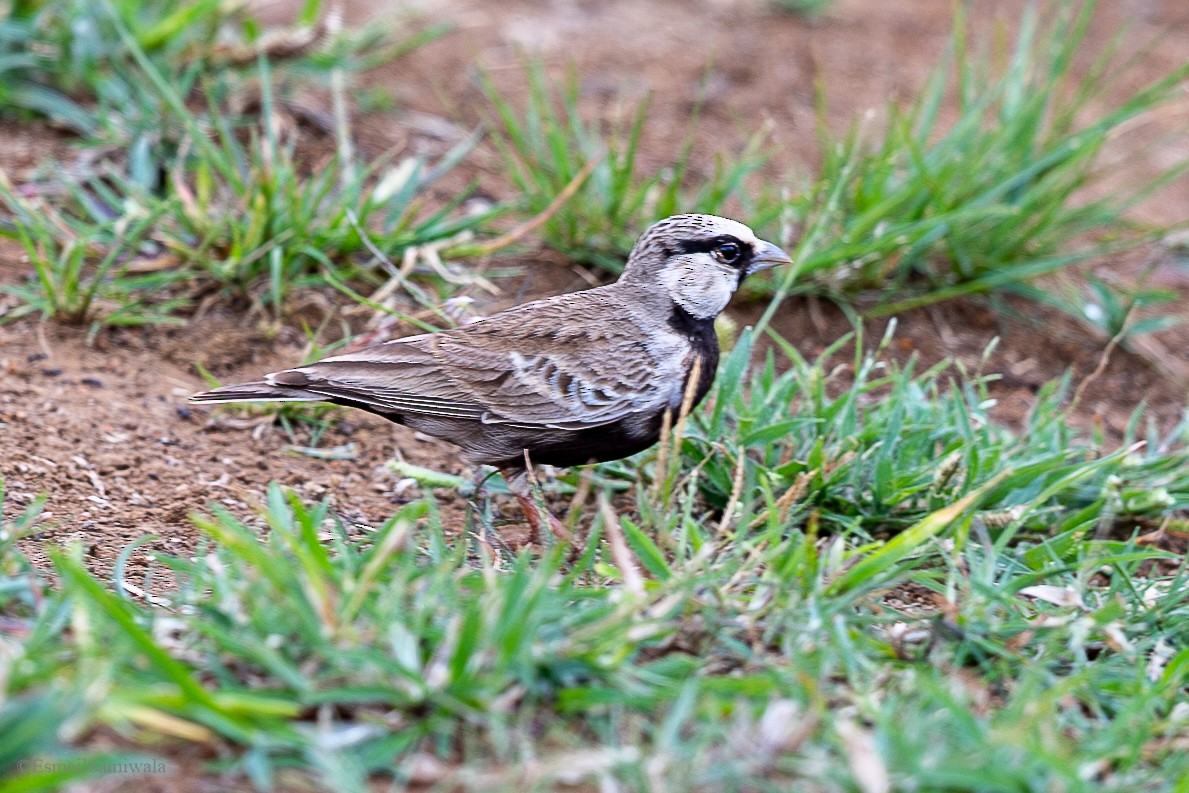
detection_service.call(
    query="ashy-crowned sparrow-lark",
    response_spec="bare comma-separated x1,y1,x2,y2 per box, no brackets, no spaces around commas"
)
191,214,792,539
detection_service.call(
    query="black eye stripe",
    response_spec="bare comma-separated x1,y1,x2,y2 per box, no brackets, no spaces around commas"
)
677,235,743,255
676,235,754,266
680,234,751,255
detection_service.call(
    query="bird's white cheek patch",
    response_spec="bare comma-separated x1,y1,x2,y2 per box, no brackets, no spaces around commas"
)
664,264,735,319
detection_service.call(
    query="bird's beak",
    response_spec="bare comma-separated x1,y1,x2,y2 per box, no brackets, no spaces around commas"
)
746,239,793,276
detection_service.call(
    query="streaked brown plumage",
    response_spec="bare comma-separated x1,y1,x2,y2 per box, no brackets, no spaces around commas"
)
191,214,791,536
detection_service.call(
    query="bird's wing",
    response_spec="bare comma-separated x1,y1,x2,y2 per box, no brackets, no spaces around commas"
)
274,291,674,431
435,297,673,430
263,335,489,420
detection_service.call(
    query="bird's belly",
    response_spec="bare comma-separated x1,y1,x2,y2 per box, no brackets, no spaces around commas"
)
465,411,664,471
529,418,664,468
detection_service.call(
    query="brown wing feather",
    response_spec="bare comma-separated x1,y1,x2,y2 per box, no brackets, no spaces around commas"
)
272,288,672,431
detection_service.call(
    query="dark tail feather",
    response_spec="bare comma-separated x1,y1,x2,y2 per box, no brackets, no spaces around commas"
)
189,381,326,405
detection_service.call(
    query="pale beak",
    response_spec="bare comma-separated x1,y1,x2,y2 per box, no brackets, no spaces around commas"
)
746,239,793,276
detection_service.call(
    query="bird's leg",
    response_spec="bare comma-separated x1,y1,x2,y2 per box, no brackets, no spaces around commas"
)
514,493,573,545
468,466,502,516
466,466,503,555
523,451,572,543
450,466,523,566
503,453,571,545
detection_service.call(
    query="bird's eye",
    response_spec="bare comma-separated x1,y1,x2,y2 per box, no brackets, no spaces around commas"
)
715,242,741,264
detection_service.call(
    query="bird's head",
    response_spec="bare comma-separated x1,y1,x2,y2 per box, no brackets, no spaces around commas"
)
621,214,793,320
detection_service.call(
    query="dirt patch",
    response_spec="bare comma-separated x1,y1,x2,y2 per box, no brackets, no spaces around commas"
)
0,305,449,579
0,237,593,579
380,0,1189,224
3,0,1189,584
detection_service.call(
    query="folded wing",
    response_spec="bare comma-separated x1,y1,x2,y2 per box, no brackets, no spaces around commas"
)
192,291,672,433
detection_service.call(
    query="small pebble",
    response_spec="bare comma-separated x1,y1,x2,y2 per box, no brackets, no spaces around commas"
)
81,376,104,388
175,407,193,420
27,352,47,363
42,367,63,377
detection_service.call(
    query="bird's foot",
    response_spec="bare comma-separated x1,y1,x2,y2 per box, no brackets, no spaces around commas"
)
515,494,571,545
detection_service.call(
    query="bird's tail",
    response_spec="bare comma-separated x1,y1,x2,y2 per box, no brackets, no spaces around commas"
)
189,381,326,405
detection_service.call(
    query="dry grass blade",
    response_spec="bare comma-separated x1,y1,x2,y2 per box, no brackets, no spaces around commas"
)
446,157,600,258
716,448,747,535
671,356,703,461
210,6,339,67
599,492,645,599
746,469,816,531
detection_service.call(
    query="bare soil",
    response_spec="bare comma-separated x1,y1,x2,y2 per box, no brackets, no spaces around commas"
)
3,0,1189,587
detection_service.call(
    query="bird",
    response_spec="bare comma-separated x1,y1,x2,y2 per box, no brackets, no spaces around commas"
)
190,214,792,540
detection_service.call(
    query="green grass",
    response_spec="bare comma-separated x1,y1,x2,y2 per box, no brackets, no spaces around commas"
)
0,0,296,134
475,1,1188,335
480,61,779,274
0,22,491,328
770,0,835,17
1020,273,1185,346
4,329,1188,790
0,0,436,137
111,62,490,312
0,176,190,331
771,0,1189,317
0,481,93,790
6,0,1186,331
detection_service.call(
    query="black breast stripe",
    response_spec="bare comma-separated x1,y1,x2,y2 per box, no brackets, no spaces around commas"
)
667,303,720,412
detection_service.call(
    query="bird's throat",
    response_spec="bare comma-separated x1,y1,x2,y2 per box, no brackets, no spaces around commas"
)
668,302,716,339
